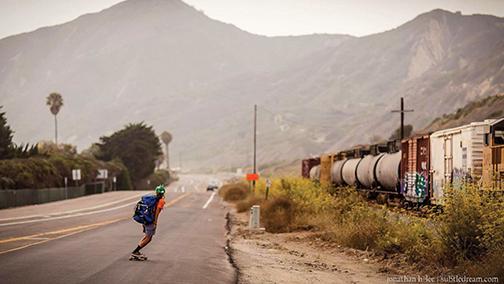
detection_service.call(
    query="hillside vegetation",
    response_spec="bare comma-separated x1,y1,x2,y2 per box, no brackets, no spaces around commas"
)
222,179,504,278
425,94,504,131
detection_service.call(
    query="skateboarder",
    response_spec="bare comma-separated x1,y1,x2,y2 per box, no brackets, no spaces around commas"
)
130,185,166,261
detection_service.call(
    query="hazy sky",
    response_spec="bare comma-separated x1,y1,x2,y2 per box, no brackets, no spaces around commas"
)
1,0,503,39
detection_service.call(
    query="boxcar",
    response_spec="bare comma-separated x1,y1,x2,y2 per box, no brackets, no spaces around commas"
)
430,121,489,204
483,118,504,189
400,134,430,204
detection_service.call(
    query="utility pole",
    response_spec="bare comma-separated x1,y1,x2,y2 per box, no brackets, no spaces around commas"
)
391,97,414,140
253,104,257,192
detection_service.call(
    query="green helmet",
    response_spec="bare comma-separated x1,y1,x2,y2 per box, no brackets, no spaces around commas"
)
155,184,166,195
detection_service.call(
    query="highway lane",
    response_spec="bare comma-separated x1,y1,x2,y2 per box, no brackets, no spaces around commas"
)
0,174,236,284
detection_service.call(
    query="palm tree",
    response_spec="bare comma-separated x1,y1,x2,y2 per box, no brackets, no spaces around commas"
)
46,92,63,144
160,131,172,170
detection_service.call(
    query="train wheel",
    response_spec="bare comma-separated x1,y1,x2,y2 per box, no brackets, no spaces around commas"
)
376,193,387,205
403,201,412,210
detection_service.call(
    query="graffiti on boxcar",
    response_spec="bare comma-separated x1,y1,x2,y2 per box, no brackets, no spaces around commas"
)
403,171,428,202
452,167,470,189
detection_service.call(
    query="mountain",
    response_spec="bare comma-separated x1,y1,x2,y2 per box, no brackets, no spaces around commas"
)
299,9,504,151
425,94,504,131
0,0,503,170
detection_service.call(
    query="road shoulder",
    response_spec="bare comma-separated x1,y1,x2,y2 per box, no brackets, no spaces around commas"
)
227,208,391,284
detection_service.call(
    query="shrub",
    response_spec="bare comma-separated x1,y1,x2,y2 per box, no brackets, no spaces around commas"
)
0,155,132,190
433,185,504,267
460,247,504,279
377,218,437,264
436,185,485,263
220,183,249,202
236,195,263,213
106,159,133,190
261,197,294,233
255,177,335,228
148,169,171,186
230,177,503,276
0,158,59,189
324,199,390,251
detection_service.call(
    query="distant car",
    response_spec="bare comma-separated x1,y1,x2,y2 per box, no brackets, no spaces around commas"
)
207,180,219,191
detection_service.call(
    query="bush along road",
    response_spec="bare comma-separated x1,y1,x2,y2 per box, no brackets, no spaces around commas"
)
220,178,503,283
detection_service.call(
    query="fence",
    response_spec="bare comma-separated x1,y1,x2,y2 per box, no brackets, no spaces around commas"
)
0,182,107,209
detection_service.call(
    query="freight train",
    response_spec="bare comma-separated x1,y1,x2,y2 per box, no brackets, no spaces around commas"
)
302,118,504,205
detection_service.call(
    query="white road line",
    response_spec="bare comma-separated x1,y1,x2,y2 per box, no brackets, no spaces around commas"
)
25,237,50,241
202,191,217,209
0,193,144,222
0,201,138,227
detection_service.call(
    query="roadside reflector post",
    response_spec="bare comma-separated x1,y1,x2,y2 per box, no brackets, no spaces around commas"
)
265,178,271,200
64,177,68,200
249,205,261,229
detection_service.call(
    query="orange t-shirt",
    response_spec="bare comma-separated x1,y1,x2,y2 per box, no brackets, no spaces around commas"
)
157,197,166,210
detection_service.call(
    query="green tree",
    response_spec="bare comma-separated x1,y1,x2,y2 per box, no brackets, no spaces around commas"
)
389,124,413,140
0,106,14,159
96,123,162,183
9,143,39,159
46,92,63,144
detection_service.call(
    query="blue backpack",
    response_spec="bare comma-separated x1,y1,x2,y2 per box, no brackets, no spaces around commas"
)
133,194,158,225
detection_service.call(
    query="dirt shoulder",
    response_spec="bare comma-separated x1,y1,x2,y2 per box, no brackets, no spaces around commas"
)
227,209,395,284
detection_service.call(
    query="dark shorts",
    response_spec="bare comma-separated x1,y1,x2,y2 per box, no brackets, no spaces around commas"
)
143,224,156,237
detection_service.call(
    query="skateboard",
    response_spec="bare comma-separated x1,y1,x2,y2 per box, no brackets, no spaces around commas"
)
129,254,147,261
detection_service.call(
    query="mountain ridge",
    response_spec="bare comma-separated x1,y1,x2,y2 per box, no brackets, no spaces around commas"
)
0,1,502,170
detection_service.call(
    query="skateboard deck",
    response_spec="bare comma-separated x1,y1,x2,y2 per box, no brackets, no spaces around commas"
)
129,254,147,261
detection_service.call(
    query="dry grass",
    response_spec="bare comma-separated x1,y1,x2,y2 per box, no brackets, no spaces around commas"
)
460,248,504,279
434,185,504,272
236,195,263,213
219,183,249,202
261,197,294,233
223,178,504,276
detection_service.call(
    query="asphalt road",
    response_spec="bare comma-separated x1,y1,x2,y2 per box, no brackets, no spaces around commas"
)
0,174,236,284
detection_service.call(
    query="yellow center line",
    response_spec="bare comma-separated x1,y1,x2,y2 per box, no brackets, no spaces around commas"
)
0,193,190,245
0,218,127,255
0,192,191,254
166,192,191,207
0,218,126,244
0,191,192,255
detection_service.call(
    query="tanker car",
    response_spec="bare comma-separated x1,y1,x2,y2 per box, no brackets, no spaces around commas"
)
302,118,504,205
